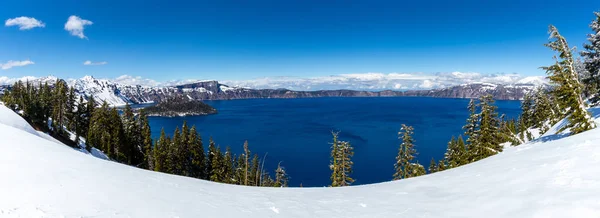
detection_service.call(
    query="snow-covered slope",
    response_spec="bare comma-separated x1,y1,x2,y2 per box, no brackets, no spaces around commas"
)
1,105,600,217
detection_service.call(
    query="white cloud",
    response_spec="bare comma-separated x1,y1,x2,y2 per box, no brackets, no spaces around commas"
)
64,15,93,39
0,72,549,90
222,72,548,91
0,76,39,85
113,75,160,87
83,60,107,66
1,60,35,70
5,17,45,30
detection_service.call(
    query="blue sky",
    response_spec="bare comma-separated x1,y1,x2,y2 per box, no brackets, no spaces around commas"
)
1,0,599,85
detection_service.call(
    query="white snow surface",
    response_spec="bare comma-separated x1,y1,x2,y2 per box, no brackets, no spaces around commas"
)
1,105,600,217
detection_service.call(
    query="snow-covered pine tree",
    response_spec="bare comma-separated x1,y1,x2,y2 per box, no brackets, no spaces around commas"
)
428,157,437,174
542,25,596,135
209,145,223,182
274,162,289,187
520,93,534,129
329,132,341,187
444,135,468,168
474,95,502,161
329,132,354,186
581,12,600,104
463,99,480,151
223,146,234,184
394,124,420,180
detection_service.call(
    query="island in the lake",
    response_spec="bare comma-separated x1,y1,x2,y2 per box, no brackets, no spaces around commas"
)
141,97,218,117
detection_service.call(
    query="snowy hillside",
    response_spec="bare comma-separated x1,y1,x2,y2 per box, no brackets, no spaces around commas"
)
1,105,599,217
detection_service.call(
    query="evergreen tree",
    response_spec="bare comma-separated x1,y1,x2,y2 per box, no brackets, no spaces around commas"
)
222,146,234,184
436,159,446,172
520,93,534,129
394,124,420,180
463,99,480,149
274,162,289,187
168,127,182,174
444,135,468,168
153,129,168,172
189,125,205,179
122,103,139,165
207,137,217,180
469,95,502,162
428,157,437,174
250,154,260,186
139,109,153,170
542,25,596,135
210,145,223,182
65,87,77,131
581,11,600,104
243,140,250,186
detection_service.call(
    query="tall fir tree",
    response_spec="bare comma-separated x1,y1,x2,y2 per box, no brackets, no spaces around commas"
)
428,157,438,174
188,125,205,179
393,124,423,180
274,162,289,187
581,11,600,104
542,25,596,135
153,129,168,172
469,95,502,162
463,99,480,150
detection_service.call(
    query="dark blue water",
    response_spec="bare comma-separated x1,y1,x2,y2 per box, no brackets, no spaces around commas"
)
148,97,521,187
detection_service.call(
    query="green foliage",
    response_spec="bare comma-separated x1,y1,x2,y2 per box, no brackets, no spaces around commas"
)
394,124,423,180
330,132,354,187
581,12,600,104
542,25,596,135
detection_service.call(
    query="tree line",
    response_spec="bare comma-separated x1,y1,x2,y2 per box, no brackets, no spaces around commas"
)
2,81,288,187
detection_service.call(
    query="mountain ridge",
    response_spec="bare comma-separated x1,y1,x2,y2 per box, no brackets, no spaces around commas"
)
0,75,548,106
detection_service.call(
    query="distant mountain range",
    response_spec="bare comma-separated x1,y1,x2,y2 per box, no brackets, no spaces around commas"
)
0,75,548,106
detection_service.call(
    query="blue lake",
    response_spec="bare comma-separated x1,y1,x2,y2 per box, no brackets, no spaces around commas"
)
148,97,521,187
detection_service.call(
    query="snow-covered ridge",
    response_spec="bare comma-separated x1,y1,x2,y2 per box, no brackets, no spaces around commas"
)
1,104,600,217
0,75,549,105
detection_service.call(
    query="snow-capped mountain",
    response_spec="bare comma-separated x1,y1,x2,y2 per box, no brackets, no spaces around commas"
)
0,75,549,105
0,103,599,217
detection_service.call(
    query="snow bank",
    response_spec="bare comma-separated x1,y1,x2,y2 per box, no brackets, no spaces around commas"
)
1,106,600,217
0,105,38,135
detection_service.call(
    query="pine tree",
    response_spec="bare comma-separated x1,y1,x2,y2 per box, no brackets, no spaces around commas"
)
436,159,446,172
139,109,153,170
463,99,480,150
153,129,168,172
122,103,139,165
65,87,77,132
168,127,182,174
469,95,502,162
428,157,437,174
581,11,600,104
189,125,205,179
207,137,217,180
394,124,420,180
444,135,468,168
329,132,342,186
542,25,596,135
274,162,289,187
243,140,250,186
250,154,260,186
210,145,223,182
223,146,234,184
520,93,534,129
